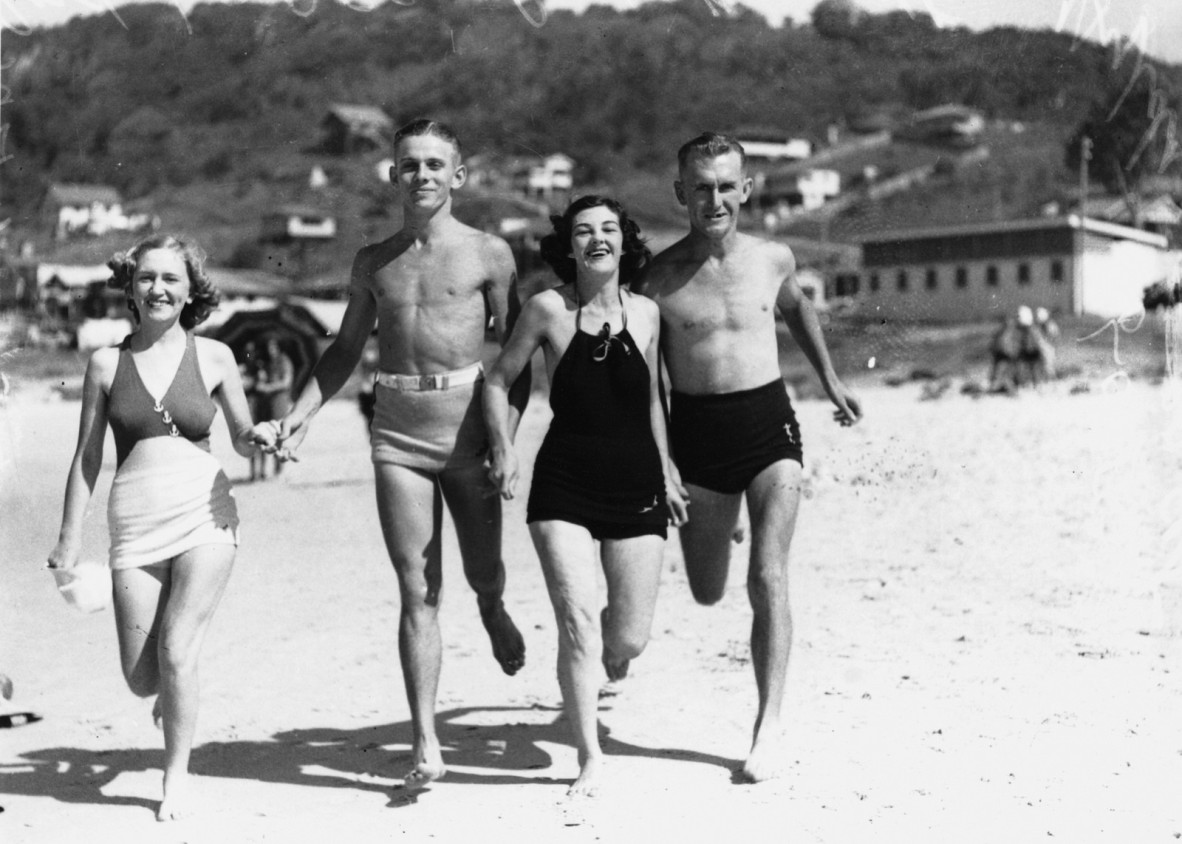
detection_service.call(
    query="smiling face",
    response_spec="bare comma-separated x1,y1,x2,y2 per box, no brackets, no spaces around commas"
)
391,133,465,212
130,248,191,326
674,150,753,238
570,205,624,280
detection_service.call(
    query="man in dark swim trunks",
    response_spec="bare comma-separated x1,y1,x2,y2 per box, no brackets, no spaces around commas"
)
637,132,862,783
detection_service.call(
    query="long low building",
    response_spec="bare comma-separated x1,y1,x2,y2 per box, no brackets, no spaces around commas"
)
836,216,1176,321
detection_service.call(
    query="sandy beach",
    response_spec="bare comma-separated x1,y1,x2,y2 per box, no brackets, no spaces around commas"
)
2,368,1181,843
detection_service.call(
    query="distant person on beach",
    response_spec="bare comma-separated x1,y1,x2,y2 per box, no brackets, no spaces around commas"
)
251,336,295,479
47,235,273,821
271,119,529,788
636,132,862,782
989,314,1021,393
238,340,269,481
1035,306,1060,380
484,196,689,798
1016,305,1054,387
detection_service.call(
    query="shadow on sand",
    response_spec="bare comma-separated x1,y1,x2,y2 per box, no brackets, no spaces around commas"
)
2,705,739,811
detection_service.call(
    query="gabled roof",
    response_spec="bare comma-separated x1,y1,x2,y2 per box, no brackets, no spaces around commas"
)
324,103,393,129
48,183,122,207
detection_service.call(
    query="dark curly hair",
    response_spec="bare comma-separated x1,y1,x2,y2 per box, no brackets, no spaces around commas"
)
539,195,650,287
106,234,219,330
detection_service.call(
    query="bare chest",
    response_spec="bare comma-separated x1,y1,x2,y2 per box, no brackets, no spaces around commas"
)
370,251,487,309
658,273,777,336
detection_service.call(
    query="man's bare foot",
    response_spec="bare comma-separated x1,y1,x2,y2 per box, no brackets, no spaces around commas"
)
479,598,526,675
738,729,787,783
151,697,163,731
403,738,446,789
566,754,604,798
156,771,192,822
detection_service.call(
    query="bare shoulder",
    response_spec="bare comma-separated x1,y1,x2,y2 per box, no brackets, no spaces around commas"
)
741,233,795,274
641,236,694,292
523,284,570,317
194,335,236,371
88,345,120,382
626,287,660,321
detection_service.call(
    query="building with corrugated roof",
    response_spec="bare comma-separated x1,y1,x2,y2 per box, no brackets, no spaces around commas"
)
841,216,1175,321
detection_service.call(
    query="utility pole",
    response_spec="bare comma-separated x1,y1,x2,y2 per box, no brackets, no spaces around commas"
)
1079,136,1093,216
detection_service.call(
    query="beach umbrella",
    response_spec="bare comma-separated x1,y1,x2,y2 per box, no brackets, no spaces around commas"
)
208,302,330,394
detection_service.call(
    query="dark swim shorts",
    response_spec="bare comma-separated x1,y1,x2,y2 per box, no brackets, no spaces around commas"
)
669,379,803,495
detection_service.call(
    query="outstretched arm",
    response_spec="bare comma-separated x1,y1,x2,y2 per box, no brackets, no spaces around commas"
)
774,249,862,426
483,295,549,499
485,237,531,437
279,254,377,456
48,352,112,570
204,339,269,457
642,304,688,526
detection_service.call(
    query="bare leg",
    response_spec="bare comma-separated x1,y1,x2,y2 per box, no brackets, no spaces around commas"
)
599,534,664,683
739,460,802,783
153,543,235,821
439,465,525,675
113,564,170,701
529,520,603,797
677,483,744,605
374,463,446,787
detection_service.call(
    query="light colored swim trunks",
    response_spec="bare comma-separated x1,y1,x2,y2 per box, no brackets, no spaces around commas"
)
370,362,488,472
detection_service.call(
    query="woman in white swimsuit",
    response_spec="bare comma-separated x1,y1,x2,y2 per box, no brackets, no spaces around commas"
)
48,235,273,821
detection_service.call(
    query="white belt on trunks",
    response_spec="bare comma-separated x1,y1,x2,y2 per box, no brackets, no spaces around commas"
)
374,362,483,392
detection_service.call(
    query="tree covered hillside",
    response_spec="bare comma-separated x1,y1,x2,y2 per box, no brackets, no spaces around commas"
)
2,0,1180,254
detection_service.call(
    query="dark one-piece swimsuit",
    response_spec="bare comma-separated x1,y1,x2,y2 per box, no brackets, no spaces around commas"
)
526,292,669,540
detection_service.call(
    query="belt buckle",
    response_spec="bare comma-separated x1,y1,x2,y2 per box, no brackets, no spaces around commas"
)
418,374,437,391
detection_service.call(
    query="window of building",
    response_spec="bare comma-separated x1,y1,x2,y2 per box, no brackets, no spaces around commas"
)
1051,260,1064,283
925,268,938,290
1017,263,1031,285
986,265,999,287
869,273,880,293
955,266,968,288
897,270,909,292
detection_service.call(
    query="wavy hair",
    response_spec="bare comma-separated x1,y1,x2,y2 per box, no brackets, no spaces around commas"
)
677,131,747,173
106,234,219,330
539,195,651,287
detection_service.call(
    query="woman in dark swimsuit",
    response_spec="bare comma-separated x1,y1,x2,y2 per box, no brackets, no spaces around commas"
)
484,196,688,797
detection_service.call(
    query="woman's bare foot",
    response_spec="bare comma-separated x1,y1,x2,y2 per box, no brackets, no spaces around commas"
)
403,738,446,789
566,754,604,798
156,771,193,822
738,728,787,783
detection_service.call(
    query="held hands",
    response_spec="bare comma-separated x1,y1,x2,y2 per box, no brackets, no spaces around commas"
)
250,416,308,463
487,447,519,500
665,464,690,527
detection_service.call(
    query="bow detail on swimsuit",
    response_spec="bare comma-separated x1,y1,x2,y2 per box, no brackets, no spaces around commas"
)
592,322,631,363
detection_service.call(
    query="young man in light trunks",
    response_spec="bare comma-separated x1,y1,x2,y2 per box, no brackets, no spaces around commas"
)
275,118,529,787
636,132,862,783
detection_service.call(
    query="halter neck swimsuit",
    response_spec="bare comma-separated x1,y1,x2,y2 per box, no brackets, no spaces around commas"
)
526,289,668,540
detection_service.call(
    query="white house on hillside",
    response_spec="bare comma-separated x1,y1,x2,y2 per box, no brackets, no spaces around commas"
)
47,183,156,240
842,216,1173,321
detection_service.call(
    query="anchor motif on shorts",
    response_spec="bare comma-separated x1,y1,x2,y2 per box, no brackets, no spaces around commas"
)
783,422,795,443
154,400,180,437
